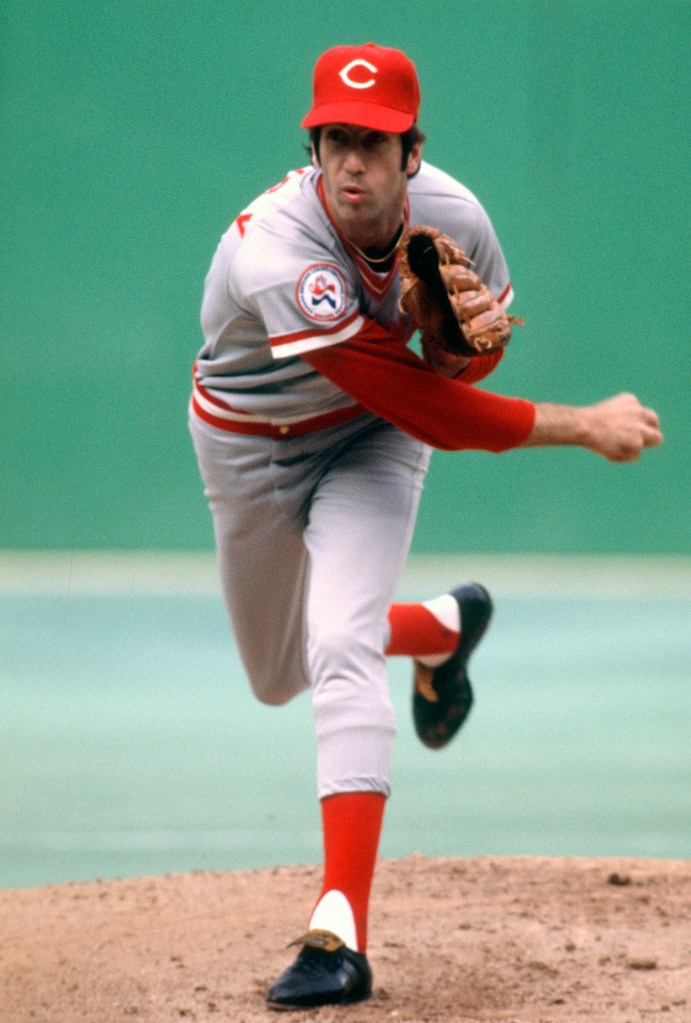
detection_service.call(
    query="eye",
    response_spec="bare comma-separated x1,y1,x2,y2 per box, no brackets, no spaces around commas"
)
325,127,349,146
364,131,388,148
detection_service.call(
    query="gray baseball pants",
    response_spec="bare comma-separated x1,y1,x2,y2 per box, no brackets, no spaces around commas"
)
189,410,431,799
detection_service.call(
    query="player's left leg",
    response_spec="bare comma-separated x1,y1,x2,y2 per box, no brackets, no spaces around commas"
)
297,587,494,980
267,421,429,1009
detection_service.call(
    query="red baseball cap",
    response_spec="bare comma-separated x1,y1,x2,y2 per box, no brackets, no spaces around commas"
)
302,43,421,133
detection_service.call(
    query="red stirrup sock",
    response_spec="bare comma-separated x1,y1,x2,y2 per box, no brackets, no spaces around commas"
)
385,599,459,659
308,791,386,953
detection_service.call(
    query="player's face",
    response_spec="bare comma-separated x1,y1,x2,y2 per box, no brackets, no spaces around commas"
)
316,124,421,251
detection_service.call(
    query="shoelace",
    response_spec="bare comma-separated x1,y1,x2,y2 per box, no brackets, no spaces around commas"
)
294,946,342,977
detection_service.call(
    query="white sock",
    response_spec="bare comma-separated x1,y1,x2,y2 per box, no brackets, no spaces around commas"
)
417,594,460,668
309,889,358,951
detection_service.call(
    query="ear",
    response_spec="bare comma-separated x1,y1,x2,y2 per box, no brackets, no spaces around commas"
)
405,141,422,178
310,142,320,169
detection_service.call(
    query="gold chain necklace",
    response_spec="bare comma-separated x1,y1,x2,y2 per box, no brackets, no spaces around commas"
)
346,224,404,266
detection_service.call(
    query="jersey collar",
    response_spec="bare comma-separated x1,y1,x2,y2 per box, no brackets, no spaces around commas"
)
316,174,410,298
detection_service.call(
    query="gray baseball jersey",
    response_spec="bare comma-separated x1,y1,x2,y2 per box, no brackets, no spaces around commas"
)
192,161,513,436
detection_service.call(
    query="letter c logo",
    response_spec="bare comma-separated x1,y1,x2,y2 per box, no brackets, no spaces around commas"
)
339,59,378,90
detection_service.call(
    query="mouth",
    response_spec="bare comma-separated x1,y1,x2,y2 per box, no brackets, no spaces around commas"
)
341,183,366,203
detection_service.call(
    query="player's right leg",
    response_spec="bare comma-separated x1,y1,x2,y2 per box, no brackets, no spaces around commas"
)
189,414,312,705
386,584,494,748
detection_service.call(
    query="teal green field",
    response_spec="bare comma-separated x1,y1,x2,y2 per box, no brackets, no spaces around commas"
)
2,554,688,890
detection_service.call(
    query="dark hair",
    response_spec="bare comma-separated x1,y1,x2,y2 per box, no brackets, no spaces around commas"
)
308,125,426,173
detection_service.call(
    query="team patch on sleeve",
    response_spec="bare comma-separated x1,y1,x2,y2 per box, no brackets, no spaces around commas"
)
296,264,347,322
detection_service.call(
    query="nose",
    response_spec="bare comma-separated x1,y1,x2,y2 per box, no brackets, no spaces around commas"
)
343,145,366,175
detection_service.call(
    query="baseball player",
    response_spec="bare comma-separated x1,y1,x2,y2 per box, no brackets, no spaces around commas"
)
189,43,662,1010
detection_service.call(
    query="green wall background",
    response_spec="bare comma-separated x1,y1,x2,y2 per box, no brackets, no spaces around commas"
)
1,1,688,554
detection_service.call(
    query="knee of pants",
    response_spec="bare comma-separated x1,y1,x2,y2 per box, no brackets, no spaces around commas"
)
244,666,309,707
308,627,395,734
240,646,310,708
249,681,299,707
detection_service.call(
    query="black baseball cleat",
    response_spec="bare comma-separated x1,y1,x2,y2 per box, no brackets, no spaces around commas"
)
413,583,493,749
266,928,372,1010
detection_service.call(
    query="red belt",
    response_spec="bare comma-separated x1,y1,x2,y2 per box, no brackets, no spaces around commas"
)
191,378,367,440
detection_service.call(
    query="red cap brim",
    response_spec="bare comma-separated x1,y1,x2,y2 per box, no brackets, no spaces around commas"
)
301,101,415,133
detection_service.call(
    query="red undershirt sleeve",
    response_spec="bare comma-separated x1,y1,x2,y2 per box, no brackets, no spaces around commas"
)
302,320,536,453
451,349,504,385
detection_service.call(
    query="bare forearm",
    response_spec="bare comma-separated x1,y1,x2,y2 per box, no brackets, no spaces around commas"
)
523,393,663,462
523,403,589,447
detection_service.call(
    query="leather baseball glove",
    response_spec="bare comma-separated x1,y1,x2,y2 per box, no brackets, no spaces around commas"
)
398,226,523,356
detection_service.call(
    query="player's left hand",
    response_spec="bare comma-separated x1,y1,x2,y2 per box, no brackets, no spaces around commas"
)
420,336,472,377
398,226,524,356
